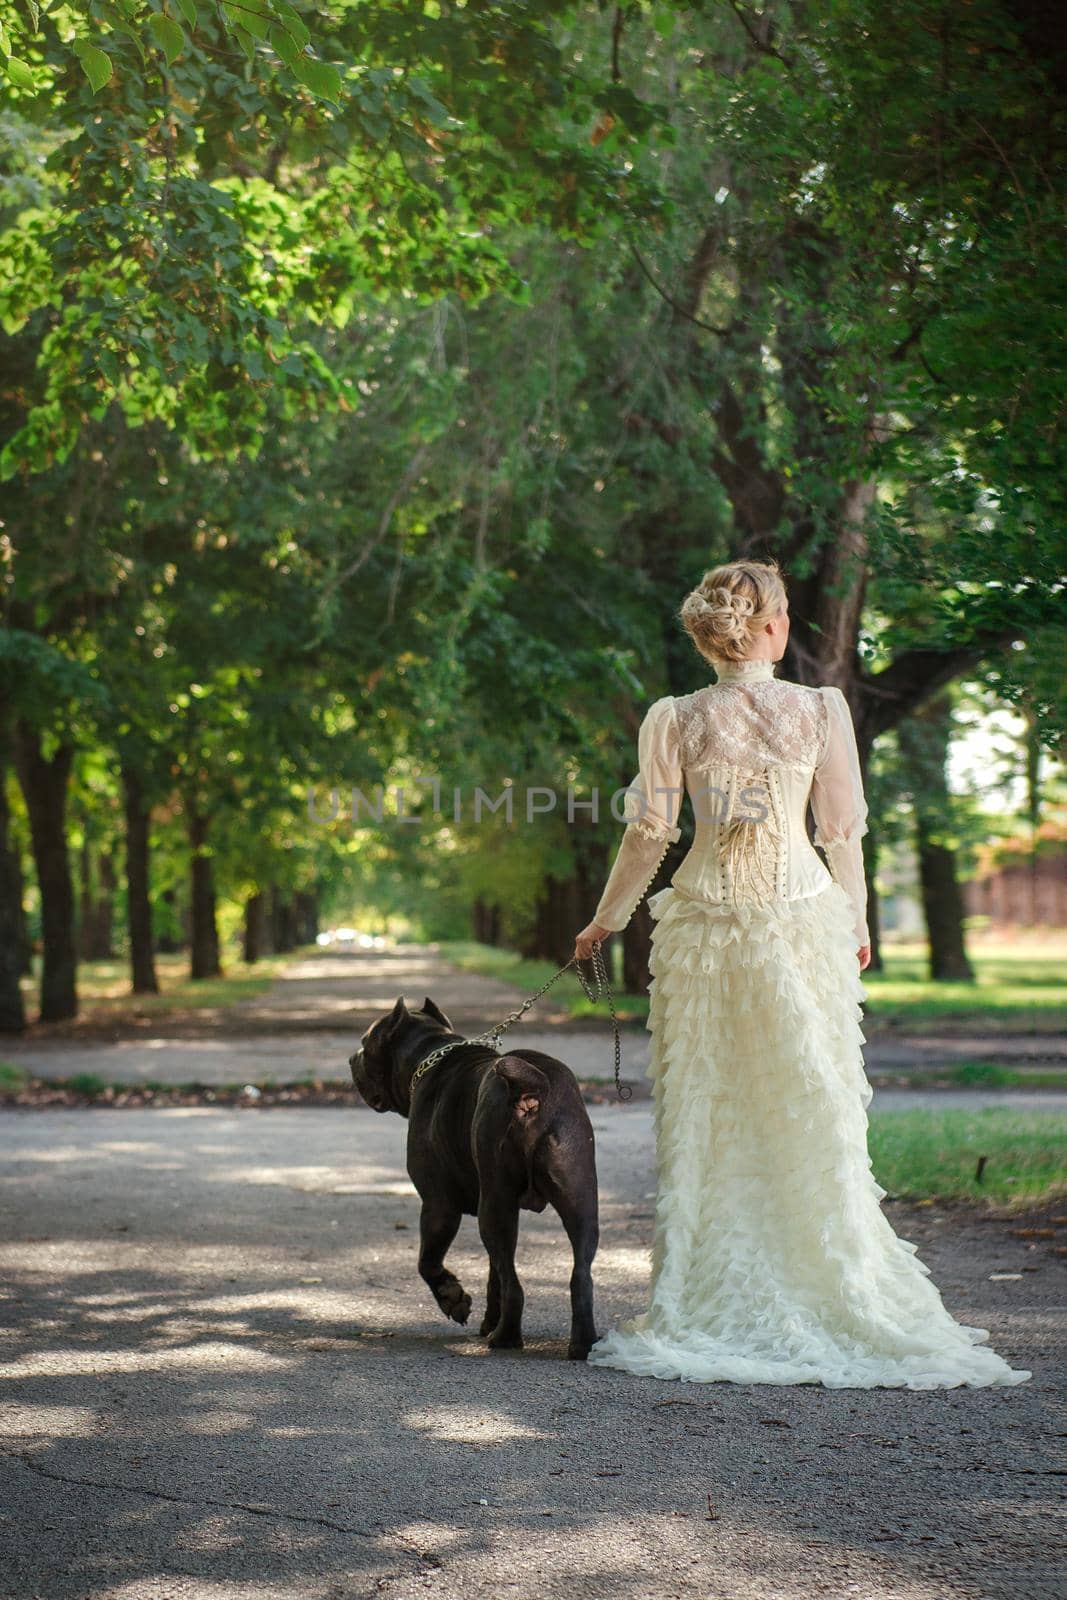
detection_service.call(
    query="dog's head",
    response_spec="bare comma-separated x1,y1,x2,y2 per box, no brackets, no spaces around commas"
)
349,994,454,1112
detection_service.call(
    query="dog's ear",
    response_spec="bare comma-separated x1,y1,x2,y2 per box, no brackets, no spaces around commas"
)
387,995,408,1033
421,995,453,1030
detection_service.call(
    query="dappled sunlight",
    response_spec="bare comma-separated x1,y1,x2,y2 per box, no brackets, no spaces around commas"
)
1,1108,1056,1600
402,1403,551,1444
584,1242,654,1281
3,1341,298,1379
0,1403,98,1438
181,1409,257,1435
233,1164,416,1196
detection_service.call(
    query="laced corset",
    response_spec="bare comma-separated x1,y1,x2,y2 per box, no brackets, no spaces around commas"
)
592,659,870,944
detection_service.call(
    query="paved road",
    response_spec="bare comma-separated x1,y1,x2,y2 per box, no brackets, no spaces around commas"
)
5,948,1067,1106
0,1106,1062,1600
5,1024,1067,1114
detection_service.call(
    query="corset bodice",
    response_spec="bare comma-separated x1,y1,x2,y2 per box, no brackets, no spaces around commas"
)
592,661,871,943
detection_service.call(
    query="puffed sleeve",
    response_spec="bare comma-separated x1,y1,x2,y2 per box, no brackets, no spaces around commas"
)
810,685,870,946
592,695,684,933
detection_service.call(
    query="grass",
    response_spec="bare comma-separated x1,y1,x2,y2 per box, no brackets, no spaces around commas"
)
64,1072,109,1099
440,939,652,1023
438,933,1067,1033
867,1060,1067,1091
20,950,304,1021
861,936,1067,1033
868,1108,1067,1208
0,1060,29,1091
932,1060,1067,1090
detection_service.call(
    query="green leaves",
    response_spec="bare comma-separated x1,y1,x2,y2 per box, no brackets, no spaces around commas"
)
146,12,185,66
2,55,35,89
293,54,341,107
0,17,36,89
265,17,342,106
73,39,114,93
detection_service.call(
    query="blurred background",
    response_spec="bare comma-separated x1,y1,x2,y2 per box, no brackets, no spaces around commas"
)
1,0,1064,1045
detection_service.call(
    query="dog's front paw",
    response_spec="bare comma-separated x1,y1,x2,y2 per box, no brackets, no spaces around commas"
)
437,1280,472,1324
567,1340,593,1361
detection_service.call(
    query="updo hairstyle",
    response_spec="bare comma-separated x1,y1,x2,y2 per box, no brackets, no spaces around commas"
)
679,559,787,665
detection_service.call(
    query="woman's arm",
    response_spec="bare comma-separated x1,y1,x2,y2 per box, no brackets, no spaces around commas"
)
810,685,870,949
581,695,684,942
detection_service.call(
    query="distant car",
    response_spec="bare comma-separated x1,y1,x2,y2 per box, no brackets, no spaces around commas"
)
316,932,333,947
334,927,357,945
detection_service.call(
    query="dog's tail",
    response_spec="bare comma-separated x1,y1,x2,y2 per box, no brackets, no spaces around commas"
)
493,1054,553,1211
494,1053,551,1114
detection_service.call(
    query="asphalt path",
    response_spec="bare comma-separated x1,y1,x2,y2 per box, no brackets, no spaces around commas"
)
0,1104,1062,1600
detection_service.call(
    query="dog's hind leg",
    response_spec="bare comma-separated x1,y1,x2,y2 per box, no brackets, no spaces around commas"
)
476,1198,524,1350
552,1186,600,1360
418,1194,472,1325
543,1146,600,1360
479,1261,501,1338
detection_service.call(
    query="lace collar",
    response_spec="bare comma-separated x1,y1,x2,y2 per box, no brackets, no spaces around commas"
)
709,655,777,684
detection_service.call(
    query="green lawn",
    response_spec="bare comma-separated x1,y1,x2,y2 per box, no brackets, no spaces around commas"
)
19,951,302,1021
861,938,1067,1033
868,1108,1067,1208
439,935,1067,1034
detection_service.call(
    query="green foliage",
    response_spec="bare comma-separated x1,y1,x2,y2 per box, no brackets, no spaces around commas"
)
0,2,675,476
0,1059,30,1090
65,1070,108,1097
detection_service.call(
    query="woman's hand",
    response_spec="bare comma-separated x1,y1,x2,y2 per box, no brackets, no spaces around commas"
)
858,943,871,971
575,921,612,962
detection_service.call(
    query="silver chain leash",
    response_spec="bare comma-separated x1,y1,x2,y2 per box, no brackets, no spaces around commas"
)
409,937,631,1101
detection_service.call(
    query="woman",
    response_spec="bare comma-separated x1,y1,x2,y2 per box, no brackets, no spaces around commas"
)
573,558,1030,1389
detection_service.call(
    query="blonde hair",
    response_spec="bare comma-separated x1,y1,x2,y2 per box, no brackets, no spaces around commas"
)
679,559,787,664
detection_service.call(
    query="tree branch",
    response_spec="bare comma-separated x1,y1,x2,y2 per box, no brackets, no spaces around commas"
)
627,239,733,336
858,628,1022,742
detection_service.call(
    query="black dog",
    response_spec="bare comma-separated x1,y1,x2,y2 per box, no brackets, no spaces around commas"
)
349,994,600,1359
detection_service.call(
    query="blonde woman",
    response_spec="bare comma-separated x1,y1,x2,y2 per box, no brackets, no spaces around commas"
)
574,558,1030,1389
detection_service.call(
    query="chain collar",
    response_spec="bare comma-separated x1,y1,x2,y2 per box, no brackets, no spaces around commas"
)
407,940,629,1100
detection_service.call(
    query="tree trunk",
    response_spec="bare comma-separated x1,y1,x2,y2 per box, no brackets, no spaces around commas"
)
15,830,32,976
537,873,583,968
621,902,653,995
78,831,93,962
123,768,158,994
93,846,116,960
243,892,265,964
153,888,180,953
14,722,77,1022
294,890,318,946
471,897,502,947
270,885,296,953
915,838,974,981
863,828,883,974
0,722,26,1034
187,806,221,980
898,694,975,982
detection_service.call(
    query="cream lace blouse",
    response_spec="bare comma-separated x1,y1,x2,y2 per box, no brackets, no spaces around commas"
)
592,656,870,945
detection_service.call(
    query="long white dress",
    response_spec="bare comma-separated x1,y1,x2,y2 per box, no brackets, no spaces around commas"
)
585,654,1031,1389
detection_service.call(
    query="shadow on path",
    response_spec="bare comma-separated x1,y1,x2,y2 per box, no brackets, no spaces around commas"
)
0,1108,1060,1600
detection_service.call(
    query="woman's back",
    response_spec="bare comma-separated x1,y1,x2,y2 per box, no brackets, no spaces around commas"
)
672,672,859,915
593,659,871,944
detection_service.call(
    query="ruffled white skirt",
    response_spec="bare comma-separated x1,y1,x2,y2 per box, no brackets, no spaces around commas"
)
586,880,1031,1389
